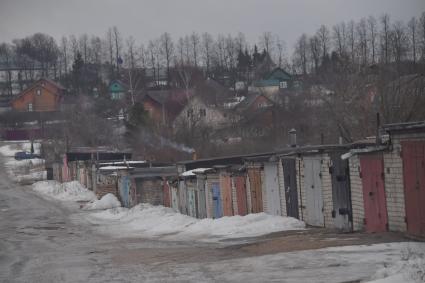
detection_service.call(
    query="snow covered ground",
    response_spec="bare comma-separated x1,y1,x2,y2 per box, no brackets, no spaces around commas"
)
82,193,121,210
32,180,97,202
84,203,305,242
0,141,46,184
179,242,425,283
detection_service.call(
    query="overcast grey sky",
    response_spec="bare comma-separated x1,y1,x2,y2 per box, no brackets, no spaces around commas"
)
1,0,424,52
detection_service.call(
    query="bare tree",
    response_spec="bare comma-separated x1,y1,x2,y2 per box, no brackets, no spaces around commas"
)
293,34,309,75
160,32,174,85
190,32,200,67
60,36,69,77
79,34,89,64
259,31,274,55
347,20,356,64
333,22,347,58
0,43,14,95
391,21,408,65
316,25,331,60
112,26,122,75
275,35,286,68
356,18,368,66
309,35,322,73
201,32,214,76
420,12,425,62
367,16,378,64
408,17,418,63
380,14,391,64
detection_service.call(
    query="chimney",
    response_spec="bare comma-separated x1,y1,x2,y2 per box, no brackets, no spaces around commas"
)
289,128,297,147
192,150,197,160
376,112,381,145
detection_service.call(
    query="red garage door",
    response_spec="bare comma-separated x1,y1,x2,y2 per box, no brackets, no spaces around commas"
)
402,141,425,238
360,154,388,232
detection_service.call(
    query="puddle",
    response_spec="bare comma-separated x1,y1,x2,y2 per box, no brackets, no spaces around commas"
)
31,226,64,230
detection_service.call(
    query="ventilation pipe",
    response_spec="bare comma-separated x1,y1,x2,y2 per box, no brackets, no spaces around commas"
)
289,128,297,147
376,112,381,145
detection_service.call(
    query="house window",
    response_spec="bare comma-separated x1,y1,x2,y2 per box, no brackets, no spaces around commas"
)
36,89,41,96
199,108,206,117
187,109,193,118
28,103,33,112
279,81,288,89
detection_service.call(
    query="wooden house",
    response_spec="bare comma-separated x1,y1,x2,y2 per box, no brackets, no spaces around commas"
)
173,95,237,131
250,68,293,95
11,78,64,112
142,89,192,126
108,80,127,100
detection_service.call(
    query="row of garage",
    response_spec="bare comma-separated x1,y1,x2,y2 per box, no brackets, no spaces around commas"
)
50,121,425,238
169,121,425,238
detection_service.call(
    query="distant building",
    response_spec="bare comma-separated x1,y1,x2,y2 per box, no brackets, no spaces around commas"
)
10,78,64,112
250,67,293,94
108,80,127,100
142,89,192,126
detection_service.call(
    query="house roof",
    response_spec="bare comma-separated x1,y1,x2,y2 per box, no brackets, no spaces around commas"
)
383,121,425,133
144,89,194,120
235,92,275,112
266,67,292,81
11,78,64,103
109,80,127,93
253,67,292,87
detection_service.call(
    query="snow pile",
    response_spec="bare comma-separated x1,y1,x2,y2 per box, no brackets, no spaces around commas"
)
367,246,425,283
86,204,305,241
0,142,45,184
83,193,121,210
0,144,17,157
33,181,97,202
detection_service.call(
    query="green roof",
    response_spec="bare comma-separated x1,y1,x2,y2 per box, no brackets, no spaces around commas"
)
253,79,281,87
266,68,292,81
109,81,126,93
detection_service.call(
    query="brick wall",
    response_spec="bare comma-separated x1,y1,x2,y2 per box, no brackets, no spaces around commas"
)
383,132,425,232
261,167,267,213
246,174,252,213
321,155,334,228
349,155,365,231
296,157,306,221
278,159,287,217
231,177,238,215
137,178,164,206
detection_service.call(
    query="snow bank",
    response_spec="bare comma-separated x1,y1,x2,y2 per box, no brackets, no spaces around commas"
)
367,247,425,283
83,193,121,210
33,181,97,202
86,204,305,241
0,142,45,184
0,144,17,157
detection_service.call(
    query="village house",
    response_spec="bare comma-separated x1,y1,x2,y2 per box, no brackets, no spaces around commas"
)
172,95,239,131
250,67,294,95
142,89,192,126
108,80,127,100
10,78,65,112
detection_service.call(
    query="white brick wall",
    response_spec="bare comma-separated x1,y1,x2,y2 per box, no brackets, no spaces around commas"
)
278,159,287,216
382,132,425,232
321,155,334,228
231,177,238,215
296,157,306,221
246,173,252,213
349,155,365,231
261,168,267,213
